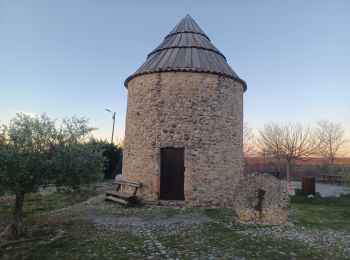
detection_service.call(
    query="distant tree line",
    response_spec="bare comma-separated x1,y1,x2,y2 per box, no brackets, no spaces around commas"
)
243,120,349,181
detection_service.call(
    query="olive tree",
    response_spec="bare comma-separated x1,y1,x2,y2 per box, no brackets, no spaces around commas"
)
0,114,57,220
316,120,348,174
52,117,103,191
0,113,103,239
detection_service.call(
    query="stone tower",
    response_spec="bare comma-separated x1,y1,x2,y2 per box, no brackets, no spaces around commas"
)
122,15,247,206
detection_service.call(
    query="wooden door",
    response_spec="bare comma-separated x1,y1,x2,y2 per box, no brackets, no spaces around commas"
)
160,148,185,200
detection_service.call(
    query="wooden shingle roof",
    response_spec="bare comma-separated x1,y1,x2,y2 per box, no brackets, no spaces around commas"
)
125,15,247,90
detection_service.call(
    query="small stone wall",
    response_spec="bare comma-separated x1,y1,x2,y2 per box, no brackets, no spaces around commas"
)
233,173,290,224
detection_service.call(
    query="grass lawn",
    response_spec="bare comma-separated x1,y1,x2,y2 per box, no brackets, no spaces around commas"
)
290,189,350,232
1,186,349,259
0,191,96,222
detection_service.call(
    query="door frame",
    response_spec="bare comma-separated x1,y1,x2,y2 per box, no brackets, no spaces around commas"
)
159,147,185,200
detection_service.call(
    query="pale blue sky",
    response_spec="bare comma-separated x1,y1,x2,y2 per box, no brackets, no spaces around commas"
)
0,0,349,142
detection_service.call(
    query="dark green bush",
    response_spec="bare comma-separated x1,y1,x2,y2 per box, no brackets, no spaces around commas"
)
101,143,122,179
88,139,123,179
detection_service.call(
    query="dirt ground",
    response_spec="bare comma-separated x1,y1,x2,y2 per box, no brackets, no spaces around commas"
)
34,194,350,259
1,182,350,259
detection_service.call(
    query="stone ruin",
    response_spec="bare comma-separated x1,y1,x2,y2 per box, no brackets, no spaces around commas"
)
233,173,290,225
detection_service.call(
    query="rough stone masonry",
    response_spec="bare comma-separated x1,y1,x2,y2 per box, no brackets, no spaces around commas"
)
233,173,290,224
123,72,244,206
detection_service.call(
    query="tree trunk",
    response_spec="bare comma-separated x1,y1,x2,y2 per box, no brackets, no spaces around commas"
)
244,157,249,175
277,156,281,173
0,221,26,240
330,158,334,175
14,192,25,221
286,158,291,182
0,191,27,240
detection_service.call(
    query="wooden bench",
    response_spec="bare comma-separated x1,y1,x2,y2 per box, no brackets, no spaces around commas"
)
105,180,142,206
317,178,329,184
321,174,343,185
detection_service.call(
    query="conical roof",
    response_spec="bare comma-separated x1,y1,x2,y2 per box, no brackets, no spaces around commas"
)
124,15,247,90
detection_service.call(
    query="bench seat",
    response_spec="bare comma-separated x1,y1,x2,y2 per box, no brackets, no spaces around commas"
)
105,180,142,206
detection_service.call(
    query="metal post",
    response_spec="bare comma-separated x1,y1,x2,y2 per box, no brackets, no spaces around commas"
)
105,109,116,144
111,112,115,144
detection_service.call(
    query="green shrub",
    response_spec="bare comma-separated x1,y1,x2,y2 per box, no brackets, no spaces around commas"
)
88,139,123,179
101,143,122,179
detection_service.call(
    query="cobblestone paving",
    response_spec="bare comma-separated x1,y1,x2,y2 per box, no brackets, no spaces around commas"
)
217,220,350,259
237,224,350,258
131,224,170,259
48,196,350,259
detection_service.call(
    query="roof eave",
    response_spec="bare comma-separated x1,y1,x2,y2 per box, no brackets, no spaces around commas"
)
124,69,247,92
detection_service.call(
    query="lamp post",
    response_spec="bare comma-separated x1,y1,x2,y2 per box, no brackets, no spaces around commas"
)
105,108,116,144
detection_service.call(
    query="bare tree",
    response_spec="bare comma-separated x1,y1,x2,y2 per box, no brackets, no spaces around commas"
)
243,122,257,174
316,120,348,174
243,122,256,156
256,122,283,173
258,122,318,181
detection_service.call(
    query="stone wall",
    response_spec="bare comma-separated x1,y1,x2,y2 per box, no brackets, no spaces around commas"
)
122,72,244,206
233,173,290,224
